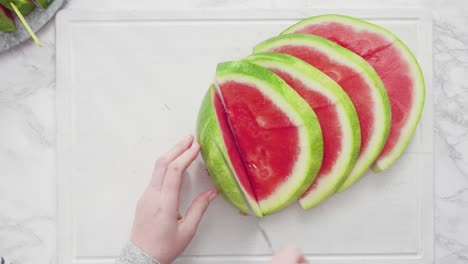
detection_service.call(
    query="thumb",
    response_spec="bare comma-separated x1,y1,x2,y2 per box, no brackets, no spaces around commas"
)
181,189,218,239
271,245,305,264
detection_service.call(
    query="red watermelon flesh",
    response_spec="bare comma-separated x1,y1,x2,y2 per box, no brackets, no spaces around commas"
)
213,89,257,200
295,23,391,58
254,34,391,191
272,69,342,178
283,15,425,171
369,45,411,158
272,45,375,163
220,81,300,200
291,23,407,158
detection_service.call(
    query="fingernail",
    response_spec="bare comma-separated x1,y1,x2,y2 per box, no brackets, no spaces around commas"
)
185,134,193,142
208,190,218,201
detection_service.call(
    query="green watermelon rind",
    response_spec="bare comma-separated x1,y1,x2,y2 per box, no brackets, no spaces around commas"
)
245,52,361,209
196,86,263,217
254,34,391,192
282,14,425,172
372,38,424,172
216,60,324,215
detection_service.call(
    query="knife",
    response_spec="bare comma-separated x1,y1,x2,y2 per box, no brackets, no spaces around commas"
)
209,132,274,252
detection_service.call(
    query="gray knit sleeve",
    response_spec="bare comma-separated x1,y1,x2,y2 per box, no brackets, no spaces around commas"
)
1,256,12,264
115,242,160,264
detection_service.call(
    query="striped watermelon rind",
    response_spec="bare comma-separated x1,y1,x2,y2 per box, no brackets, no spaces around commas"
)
216,60,324,215
245,52,360,209
282,14,425,172
254,34,391,192
196,85,263,217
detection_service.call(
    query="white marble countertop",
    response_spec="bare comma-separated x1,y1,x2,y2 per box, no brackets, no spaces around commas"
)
0,0,467,263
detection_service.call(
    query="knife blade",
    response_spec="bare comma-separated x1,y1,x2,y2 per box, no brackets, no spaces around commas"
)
208,84,273,251
209,132,274,251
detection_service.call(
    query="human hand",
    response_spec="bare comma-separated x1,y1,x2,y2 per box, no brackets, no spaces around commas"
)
271,245,309,264
130,135,218,264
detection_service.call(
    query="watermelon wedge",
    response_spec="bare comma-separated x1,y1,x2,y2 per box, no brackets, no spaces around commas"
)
245,52,360,209
254,34,391,192
197,85,263,217
282,15,425,172
0,3,16,32
216,61,324,214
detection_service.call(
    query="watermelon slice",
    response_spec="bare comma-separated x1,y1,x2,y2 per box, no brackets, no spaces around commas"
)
245,52,360,209
197,85,263,217
254,34,391,192
282,15,425,172
216,61,324,214
0,0,36,16
0,3,15,32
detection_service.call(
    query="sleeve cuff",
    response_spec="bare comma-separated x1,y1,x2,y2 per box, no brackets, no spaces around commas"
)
116,242,160,264
1,257,12,264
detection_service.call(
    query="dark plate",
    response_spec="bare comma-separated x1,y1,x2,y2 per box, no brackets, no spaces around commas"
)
0,0,64,53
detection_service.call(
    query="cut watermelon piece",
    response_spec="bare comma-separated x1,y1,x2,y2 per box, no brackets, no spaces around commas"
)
197,85,262,217
0,0,35,15
216,61,323,214
254,34,391,192
245,52,360,209
282,14,425,172
0,3,16,32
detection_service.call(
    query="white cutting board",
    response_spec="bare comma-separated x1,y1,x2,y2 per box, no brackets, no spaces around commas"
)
56,9,433,264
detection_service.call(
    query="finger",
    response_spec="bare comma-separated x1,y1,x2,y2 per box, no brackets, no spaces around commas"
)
271,245,304,264
283,245,303,257
297,255,309,264
297,253,307,262
180,189,218,239
177,212,183,221
147,135,194,191
162,143,200,210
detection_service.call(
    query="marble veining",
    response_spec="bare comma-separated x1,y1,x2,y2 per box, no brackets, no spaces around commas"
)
433,5,468,264
1,0,468,263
